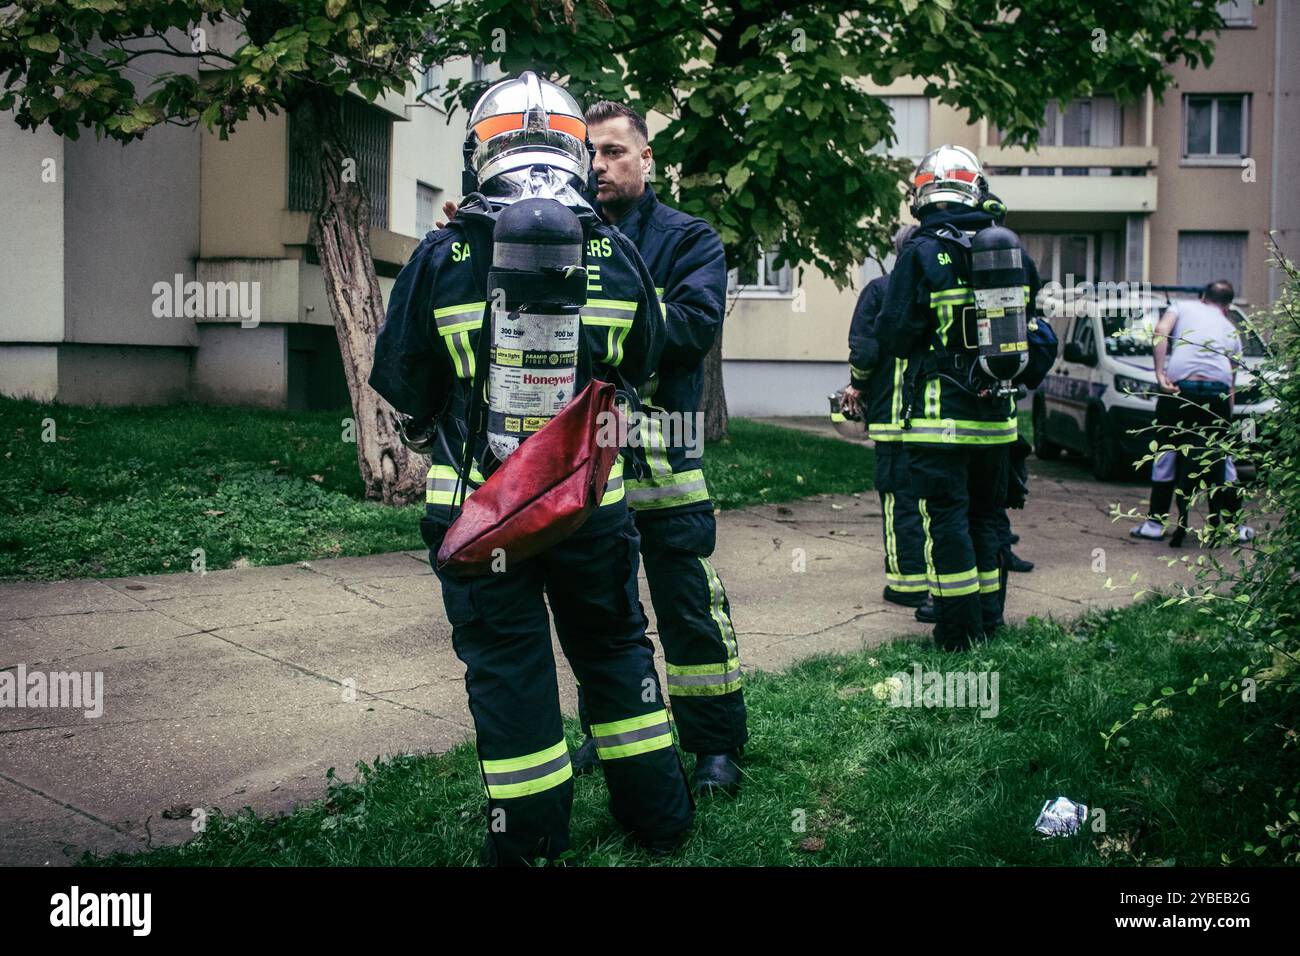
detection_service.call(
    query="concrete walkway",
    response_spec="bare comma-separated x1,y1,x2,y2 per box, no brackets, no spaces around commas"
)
0,446,1194,865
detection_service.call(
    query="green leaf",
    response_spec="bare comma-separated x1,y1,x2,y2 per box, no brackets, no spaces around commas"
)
27,34,61,54
724,165,751,192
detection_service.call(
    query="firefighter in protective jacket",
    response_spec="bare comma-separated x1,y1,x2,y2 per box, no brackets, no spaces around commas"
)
369,73,692,864
876,145,1043,651
844,225,929,608
568,101,746,796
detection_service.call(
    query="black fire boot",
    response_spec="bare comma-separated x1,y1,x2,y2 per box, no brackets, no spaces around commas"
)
571,737,601,777
692,751,743,797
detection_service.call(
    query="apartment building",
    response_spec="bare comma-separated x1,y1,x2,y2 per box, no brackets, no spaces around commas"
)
723,0,1299,415
0,20,490,409
2,3,1295,415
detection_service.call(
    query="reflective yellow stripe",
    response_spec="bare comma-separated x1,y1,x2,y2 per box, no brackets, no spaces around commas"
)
884,492,898,576
590,709,674,760
918,498,937,596
979,569,1001,594
892,358,905,427
434,301,487,319
665,656,743,697
933,566,979,597
901,417,1017,445
699,556,738,660
480,740,572,799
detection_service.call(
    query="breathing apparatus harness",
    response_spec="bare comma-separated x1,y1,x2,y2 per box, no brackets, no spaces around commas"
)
899,200,1030,431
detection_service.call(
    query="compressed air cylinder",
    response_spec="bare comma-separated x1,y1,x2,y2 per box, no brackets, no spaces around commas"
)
485,198,586,462
971,224,1030,383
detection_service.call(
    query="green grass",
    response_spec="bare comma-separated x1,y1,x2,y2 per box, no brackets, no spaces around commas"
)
94,601,1293,867
706,417,873,509
0,398,872,581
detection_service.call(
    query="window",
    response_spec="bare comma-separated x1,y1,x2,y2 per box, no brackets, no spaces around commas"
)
1039,97,1120,148
1216,0,1255,27
471,56,486,84
1071,311,1097,360
416,182,441,236
728,246,792,295
420,63,441,96
1021,232,1122,286
871,96,929,161
1183,94,1248,159
1177,232,1247,293
288,96,392,229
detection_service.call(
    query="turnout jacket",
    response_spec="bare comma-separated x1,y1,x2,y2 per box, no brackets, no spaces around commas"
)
876,203,1043,446
369,196,664,524
599,184,728,516
847,274,910,443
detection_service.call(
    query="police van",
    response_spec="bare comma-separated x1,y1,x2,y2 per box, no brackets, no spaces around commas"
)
1032,284,1272,480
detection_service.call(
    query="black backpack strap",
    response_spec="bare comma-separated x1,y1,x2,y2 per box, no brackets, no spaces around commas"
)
450,202,497,520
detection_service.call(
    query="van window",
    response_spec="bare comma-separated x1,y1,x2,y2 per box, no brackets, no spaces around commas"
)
1071,316,1096,361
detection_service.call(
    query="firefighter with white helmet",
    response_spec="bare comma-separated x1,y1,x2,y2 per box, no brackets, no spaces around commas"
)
370,71,693,864
875,145,1046,650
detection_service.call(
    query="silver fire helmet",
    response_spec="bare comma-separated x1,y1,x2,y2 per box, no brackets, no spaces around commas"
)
909,145,985,215
463,71,592,193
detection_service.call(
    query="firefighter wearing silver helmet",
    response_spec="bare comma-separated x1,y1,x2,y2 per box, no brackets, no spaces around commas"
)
875,145,1045,651
370,72,693,864
461,70,594,208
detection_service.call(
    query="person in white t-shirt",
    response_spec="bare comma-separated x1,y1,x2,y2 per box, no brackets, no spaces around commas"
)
1131,281,1253,546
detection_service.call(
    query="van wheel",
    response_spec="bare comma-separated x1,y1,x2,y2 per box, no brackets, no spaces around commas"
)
1088,412,1120,481
1033,397,1062,460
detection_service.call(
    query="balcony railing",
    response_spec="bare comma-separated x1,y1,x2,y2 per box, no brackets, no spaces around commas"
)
980,145,1159,213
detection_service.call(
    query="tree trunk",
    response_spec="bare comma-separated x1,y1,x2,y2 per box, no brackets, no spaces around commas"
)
303,92,425,506
702,326,729,443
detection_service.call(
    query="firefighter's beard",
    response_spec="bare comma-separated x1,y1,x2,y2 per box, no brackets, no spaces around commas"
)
481,165,593,214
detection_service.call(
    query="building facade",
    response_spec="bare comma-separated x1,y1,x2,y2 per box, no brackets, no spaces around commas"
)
2,3,1296,415
722,0,1299,415
0,21,488,409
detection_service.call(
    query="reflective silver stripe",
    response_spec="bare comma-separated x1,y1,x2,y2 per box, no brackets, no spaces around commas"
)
934,575,978,594
580,305,634,323
435,303,486,331
603,473,623,494
667,665,743,688
427,475,480,493
593,719,670,749
973,248,1022,270
626,476,708,503
492,241,582,270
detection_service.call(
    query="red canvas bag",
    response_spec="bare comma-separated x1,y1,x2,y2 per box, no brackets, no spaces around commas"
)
436,376,622,576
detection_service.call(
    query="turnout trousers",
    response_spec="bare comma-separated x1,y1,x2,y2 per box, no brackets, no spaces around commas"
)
423,506,693,865
580,510,748,755
908,444,1010,650
874,442,929,599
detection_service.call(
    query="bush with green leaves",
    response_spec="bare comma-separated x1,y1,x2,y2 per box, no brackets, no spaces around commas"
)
1113,241,1300,863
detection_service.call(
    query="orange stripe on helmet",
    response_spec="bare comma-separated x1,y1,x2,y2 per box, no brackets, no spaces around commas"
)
948,168,980,183
547,114,587,140
474,112,525,141
913,172,935,187
473,112,587,143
